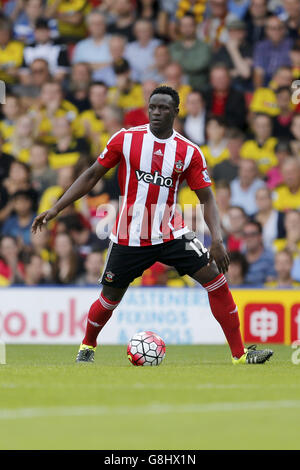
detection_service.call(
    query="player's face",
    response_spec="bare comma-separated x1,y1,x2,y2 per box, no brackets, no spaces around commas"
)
148,94,178,134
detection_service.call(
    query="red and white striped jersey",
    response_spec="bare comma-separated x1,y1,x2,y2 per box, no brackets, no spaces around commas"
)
97,124,211,246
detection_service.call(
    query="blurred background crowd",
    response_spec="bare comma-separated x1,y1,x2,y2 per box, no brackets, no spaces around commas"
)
0,0,300,289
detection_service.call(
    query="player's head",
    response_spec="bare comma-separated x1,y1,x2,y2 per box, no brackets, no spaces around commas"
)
148,86,180,133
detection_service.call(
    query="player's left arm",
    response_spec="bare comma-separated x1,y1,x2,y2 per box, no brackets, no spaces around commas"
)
194,186,230,274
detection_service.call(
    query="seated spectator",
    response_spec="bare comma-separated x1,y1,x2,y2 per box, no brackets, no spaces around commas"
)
290,114,300,157
0,16,24,84
273,86,294,139
226,205,248,252
0,235,24,285
48,116,89,170
201,115,229,169
2,114,38,164
273,209,300,255
76,250,104,286
254,186,285,250
32,81,79,145
30,225,54,265
197,0,230,52
205,64,247,130
240,113,278,175
0,135,15,184
163,62,192,118
13,0,44,44
273,157,300,211
13,58,51,105
244,0,269,46
99,105,124,157
265,249,300,288
20,17,69,81
125,19,161,83
230,159,265,216
72,11,111,73
169,12,212,90
253,15,293,88
226,251,249,287
29,141,57,196
212,128,244,183
182,90,206,146
65,63,91,113
212,19,253,92
290,42,300,80
2,189,36,246
242,220,276,285
52,232,84,284
266,140,292,189
108,59,144,111
278,0,300,41
215,180,232,237
20,252,48,285
107,0,136,43
124,79,157,128
142,43,171,83
0,95,22,143
45,0,90,42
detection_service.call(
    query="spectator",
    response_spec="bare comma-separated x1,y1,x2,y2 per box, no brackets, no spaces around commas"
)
65,63,91,113
182,90,206,146
76,250,104,285
2,114,38,164
212,19,253,92
253,15,293,88
163,62,192,118
107,0,136,42
243,220,276,285
20,17,69,80
215,180,232,237
290,114,300,157
142,43,171,83
201,115,229,169
72,11,111,74
279,0,300,40
226,251,249,286
244,0,269,45
266,140,292,190
30,224,54,266
13,0,44,44
0,135,15,184
254,186,285,249
2,189,36,246
265,249,300,288
273,157,300,211
212,128,244,183
59,213,104,255
108,58,144,111
0,16,24,84
125,19,161,83
0,95,22,143
169,12,212,90
230,159,265,215
205,64,247,129
273,209,300,256
52,232,84,284
14,58,51,103
100,105,124,153
0,235,24,285
240,113,278,175
29,141,57,196
273,86,294,139
198,0,229,51
45,0,90,42
48,116,89,170
290,42,300,80
227,205,248,251
124,79,157,128
21,252,48,285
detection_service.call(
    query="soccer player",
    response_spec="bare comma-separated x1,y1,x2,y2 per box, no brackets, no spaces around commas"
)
32,86,273,365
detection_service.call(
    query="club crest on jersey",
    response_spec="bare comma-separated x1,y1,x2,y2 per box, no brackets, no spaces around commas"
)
135,170,173,187
105,271,115,282
174,160,184,174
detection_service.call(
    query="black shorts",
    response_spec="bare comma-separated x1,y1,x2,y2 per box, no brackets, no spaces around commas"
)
100,232,210,288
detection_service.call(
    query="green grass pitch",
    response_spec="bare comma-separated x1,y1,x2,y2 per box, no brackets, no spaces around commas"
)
0,344,299,450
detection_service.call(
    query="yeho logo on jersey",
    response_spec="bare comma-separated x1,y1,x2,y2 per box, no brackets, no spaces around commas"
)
135,170,173,187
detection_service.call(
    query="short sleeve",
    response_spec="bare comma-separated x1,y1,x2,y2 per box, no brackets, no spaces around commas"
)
184,146,212,190
97,129,124,169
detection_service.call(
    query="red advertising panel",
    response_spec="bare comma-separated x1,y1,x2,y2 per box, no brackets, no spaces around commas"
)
244,303,285,343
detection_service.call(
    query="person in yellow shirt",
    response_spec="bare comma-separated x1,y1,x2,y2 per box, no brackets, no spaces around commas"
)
45,0,91,41
201,115,229,169
0,95,22,143
108,58,144,111
273,158,300,212
163,62,191,118
31,81,79,145
2,114,38,164
241,113,278,175
0,17,24,84
265,250,300,288
273,209,300,257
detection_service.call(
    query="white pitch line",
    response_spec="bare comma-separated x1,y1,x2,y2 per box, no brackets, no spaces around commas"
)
0,400,300,420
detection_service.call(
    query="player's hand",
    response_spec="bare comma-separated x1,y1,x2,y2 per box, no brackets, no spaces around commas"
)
31,208,58,234
209,240,230,274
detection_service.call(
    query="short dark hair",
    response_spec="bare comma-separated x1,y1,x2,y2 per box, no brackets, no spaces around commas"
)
244,220,263,234
229,251,249,277
150,86,180,109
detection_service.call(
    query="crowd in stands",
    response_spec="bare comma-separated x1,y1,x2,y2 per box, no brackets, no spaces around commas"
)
0,0,300,289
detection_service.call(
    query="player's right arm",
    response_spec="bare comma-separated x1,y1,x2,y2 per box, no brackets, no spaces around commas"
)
31,160,110,233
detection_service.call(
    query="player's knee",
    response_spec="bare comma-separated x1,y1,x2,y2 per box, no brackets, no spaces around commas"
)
102,285,127,303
